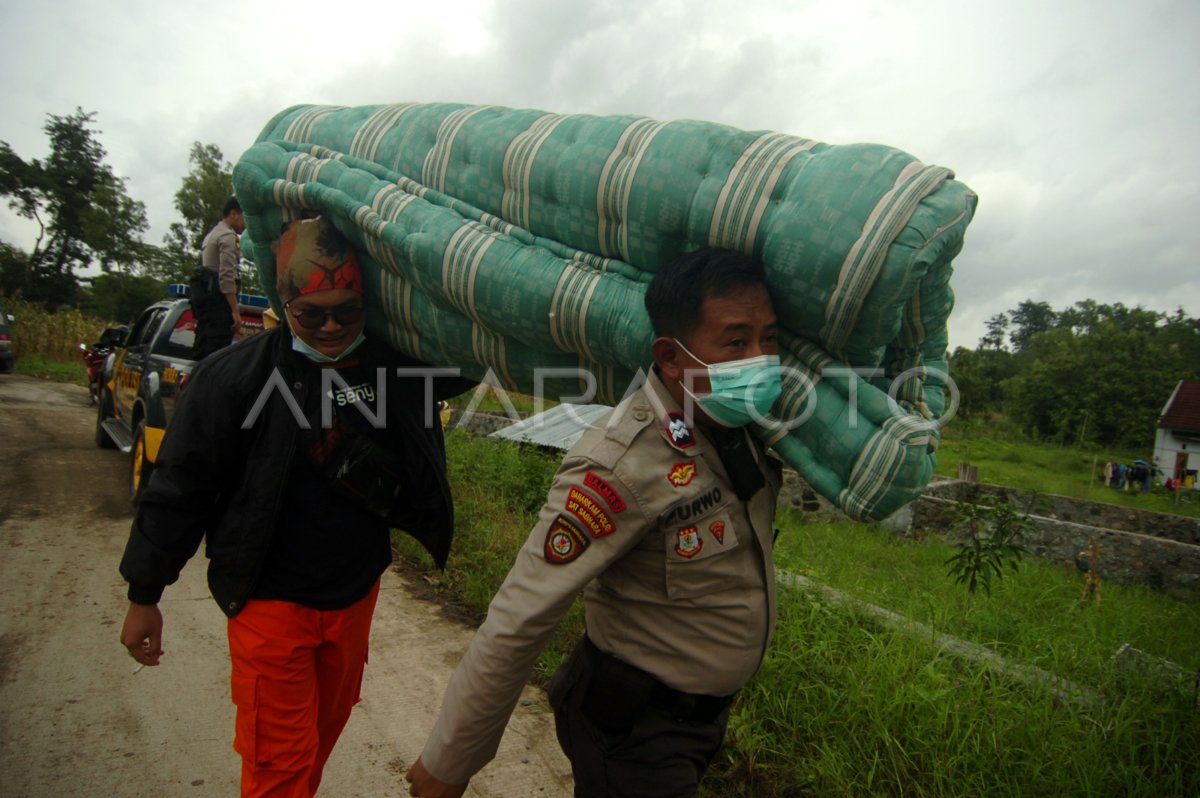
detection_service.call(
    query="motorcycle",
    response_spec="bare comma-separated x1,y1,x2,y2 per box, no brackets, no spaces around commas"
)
81,326,129,405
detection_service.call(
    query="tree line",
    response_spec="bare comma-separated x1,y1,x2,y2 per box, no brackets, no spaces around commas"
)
0,108,252,322
950,299,1200,450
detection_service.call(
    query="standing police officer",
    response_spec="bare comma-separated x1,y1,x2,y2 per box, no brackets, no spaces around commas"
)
407,248,784,798
191,196,245,359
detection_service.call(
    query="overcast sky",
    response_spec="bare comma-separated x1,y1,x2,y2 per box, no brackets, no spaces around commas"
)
1,0,1196,349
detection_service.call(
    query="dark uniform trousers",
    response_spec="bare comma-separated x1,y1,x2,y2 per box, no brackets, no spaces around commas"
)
548,636,732,798
190,266,234,360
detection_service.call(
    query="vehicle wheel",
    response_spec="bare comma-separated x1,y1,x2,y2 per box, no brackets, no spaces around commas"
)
95,386,116,449
130,421,155,506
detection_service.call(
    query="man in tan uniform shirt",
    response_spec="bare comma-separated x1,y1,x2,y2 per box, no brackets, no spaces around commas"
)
190,196,245,359
408,248,783,798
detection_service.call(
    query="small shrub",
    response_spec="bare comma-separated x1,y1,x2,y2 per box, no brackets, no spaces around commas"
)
945,498,1030,596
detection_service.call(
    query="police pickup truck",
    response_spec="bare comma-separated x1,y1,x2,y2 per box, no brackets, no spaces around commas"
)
95,284,269,503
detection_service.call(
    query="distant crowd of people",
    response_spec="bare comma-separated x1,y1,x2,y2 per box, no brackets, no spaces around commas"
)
1101,461,1156,492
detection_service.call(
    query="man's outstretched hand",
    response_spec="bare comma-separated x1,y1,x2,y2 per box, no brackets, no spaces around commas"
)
405,757,468,798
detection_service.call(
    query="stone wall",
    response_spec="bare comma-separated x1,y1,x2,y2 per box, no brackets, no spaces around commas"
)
912,494,1200,599
923,481,1200,545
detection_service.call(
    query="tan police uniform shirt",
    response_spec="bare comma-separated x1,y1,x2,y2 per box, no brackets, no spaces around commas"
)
200,219,241,295
420,369,781,785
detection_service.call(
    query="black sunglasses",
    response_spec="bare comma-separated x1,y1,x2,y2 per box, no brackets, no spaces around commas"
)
286,303,365,330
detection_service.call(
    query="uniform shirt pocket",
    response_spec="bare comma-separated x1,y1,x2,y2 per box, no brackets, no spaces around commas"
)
661,500,742,600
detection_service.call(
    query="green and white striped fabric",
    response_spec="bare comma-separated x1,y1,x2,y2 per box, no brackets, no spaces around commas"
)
233,103,977,520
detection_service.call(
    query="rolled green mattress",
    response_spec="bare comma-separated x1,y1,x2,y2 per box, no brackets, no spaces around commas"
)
233,103,977,520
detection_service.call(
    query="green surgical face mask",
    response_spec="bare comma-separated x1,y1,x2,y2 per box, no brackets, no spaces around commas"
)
673,339,782,427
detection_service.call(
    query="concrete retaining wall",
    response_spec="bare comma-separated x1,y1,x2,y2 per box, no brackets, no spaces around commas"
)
912,494,1200,599
923,481,1200,545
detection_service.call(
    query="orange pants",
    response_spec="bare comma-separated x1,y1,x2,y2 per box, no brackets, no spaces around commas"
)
227,581,380,798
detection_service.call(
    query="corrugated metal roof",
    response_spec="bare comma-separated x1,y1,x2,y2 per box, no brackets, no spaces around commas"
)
489,403,613,450
1159,380,1200,433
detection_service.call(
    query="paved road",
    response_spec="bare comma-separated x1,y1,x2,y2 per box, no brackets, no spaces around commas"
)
0,373,572,797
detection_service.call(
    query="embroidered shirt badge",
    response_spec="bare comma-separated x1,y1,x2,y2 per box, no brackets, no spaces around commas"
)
565,487,616,538
665,412,695,448
675,526,703,558
584,471,627,513
544,515,590,564
667,461,697,487
709,520,726,544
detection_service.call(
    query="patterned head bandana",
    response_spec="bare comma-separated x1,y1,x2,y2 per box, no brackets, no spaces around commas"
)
275,216,363,303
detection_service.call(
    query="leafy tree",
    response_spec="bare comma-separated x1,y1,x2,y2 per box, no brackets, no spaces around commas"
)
0,241,32,297
980,312,1010,351
83,272,167,324
1008,299,1055,352
157,142,235,283
0,109,148,307
947,346,1016,420
1159,307,1200,367
83,175,150,274
1004,319,1192,448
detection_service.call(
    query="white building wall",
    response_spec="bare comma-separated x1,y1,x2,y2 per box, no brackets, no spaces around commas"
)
1154,429,1200,488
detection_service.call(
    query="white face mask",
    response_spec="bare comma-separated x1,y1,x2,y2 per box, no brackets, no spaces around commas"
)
674,339,782,427
290,331,366,363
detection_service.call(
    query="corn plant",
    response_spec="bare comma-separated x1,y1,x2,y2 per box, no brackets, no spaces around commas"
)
3,295,110,361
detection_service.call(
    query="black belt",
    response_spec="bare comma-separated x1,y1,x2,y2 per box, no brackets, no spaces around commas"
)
583,636,734,724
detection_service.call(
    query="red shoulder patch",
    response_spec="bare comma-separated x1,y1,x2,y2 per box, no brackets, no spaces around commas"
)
544,515,591,564
565,487,616,538
584,471,627,513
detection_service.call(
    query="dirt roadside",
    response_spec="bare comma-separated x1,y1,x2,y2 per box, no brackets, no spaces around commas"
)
0,373,572,797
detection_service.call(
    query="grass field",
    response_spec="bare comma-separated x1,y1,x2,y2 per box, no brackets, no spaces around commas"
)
12,352,88,384
394,430,1200,798
937,418,1200,518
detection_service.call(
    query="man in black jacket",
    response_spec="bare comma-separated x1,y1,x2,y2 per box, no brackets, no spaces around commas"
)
119,216,469,798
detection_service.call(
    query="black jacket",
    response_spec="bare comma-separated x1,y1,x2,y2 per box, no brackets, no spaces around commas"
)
119,326,472,617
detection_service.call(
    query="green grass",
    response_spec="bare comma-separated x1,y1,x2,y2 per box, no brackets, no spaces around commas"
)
709,586,1198,797
393,430,1200,798
13,353,87,384
391,430,584,679
446,386,557,418
771,513,1200,687
937,420,1200,518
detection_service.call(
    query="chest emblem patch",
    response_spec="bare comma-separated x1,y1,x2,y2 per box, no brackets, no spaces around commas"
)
565,487,616,538
665,411,695,448
584,471,627,513
544,515,590,564
675,526,703,558
709,520,726,544
667,461,697,487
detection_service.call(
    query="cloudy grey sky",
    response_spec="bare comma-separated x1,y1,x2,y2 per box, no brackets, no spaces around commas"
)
1,0,1196,349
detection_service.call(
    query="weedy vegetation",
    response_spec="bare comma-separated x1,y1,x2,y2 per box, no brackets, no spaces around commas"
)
395,431,1200,798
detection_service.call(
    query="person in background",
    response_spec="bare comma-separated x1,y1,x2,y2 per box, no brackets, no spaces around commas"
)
120,216,471,797
407,247,784,798
191,196,246,359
